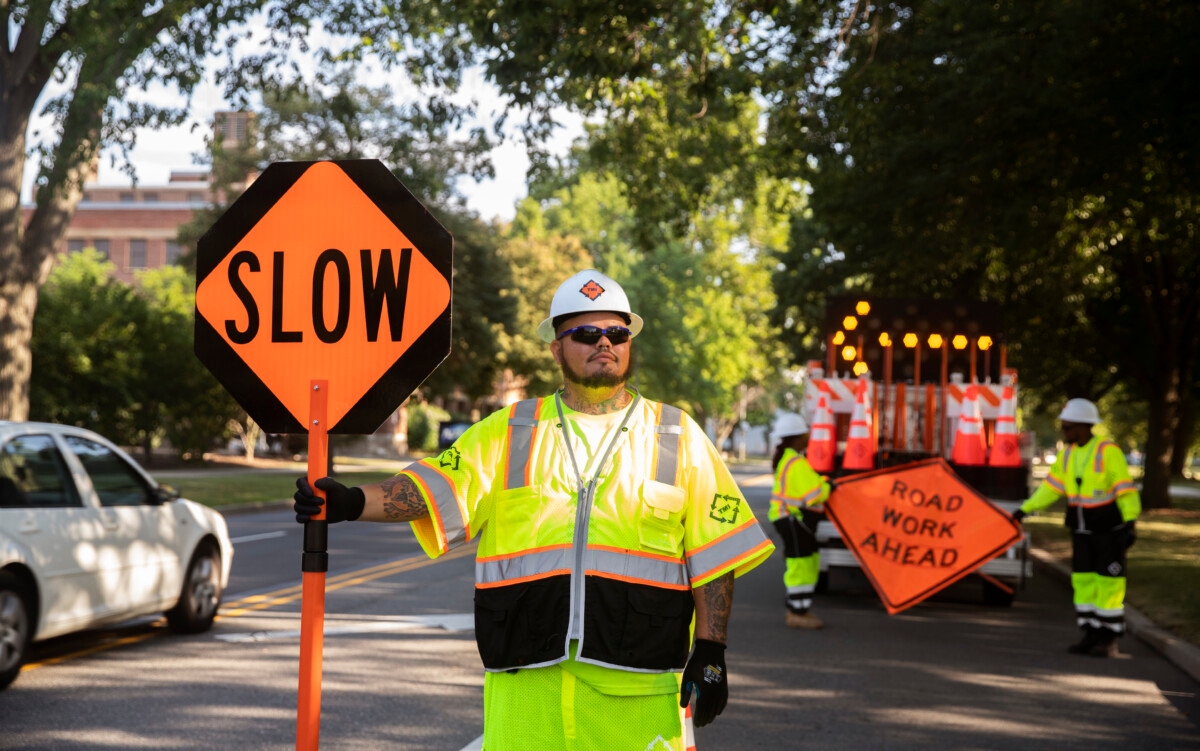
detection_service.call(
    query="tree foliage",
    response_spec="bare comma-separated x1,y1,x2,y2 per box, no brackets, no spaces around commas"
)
2,0,483,421
769,0,1200,506
30,251,237,461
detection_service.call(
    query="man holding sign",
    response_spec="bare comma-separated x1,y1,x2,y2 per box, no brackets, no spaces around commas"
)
294,269,774,749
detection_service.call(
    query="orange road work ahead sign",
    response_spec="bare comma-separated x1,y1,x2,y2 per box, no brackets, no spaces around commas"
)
824,458,1022,614
194,160,452,433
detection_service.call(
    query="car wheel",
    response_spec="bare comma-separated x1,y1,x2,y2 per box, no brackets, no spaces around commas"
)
0,572,33,690
166,543,222,634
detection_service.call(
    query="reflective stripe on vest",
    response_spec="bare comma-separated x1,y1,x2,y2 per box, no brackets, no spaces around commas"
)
687,519,776,582
503,397,542,490
476,544,689,591
654,404,684,485
407,462,470,547
501,397,683,491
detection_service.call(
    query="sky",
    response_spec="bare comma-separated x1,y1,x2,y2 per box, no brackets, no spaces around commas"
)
21,62,582,224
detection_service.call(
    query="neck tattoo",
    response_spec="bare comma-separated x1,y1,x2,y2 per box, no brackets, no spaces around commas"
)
562,387,631,415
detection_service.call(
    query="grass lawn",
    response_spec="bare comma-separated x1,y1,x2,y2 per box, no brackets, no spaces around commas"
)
169,470,400,509
1023,486,1200,645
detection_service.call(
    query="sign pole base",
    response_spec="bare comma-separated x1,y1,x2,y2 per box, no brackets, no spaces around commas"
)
298,380,329,751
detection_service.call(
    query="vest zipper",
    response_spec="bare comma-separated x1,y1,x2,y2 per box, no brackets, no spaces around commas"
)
555,390,641,649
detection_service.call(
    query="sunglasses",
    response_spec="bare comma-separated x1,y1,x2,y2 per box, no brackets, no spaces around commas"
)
556,325,632,345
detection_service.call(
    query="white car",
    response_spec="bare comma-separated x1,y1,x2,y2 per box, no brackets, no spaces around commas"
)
0,422,233,690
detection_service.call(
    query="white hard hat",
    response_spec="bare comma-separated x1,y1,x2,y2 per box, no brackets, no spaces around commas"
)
775,412,810,438
1058,398,1101,424
537,269,644,343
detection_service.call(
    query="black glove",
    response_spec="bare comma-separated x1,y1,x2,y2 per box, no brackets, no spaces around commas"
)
1123,521,1137,549
1011,509,1027,524
680,639,728,728
294,477,365,523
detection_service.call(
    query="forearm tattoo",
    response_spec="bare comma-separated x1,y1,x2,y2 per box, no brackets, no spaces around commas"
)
698,573,734,644
380,475,428,521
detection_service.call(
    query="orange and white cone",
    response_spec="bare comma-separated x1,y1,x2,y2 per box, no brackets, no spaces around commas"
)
806,395,837,473
842,379,875,470
951,384,988,466
988,384,1021,467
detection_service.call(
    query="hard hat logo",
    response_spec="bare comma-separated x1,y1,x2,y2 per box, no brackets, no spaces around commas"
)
580,280,606,300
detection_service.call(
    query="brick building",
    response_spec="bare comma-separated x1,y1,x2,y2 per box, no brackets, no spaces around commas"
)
37,171,212,284
21,111,256,284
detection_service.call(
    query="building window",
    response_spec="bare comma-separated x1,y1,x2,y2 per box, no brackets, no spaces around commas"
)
93,239,110,260
129,239,147,268
143,192,159,203
67,239,86,254
187,192,205,203
166,242,183,264
119,192,134,203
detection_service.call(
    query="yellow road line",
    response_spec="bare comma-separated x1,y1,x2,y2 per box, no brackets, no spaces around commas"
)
22,544,476,673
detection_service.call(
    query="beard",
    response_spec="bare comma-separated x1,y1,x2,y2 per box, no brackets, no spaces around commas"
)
562,349,635,389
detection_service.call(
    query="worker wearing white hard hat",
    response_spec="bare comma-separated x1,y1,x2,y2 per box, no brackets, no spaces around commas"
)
537,268,644,343
767,411,831,629
1013,397,1141,657
295,268,775,746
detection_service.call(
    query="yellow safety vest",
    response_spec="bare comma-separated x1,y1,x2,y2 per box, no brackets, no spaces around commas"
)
402,391,774,673
768,447,831,523
1021,436,1140,532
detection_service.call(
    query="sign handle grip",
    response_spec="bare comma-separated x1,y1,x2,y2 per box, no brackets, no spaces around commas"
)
298,379,329,751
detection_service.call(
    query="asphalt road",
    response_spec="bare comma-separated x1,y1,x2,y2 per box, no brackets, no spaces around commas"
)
1,470,1197,750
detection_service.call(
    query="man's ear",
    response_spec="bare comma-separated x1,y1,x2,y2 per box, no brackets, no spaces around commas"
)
550,340,563,366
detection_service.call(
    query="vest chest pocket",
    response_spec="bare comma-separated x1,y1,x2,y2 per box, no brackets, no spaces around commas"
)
492,485,544,554
638,480,686,554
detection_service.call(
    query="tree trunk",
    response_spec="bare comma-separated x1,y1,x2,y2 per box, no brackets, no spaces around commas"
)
0,278,40,421
1141,379,1181,510
1170,393,1194,477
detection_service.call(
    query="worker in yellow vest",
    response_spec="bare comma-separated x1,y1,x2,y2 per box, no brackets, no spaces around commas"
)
1013,398,1141,658
768,413,831,629
294,269,775,750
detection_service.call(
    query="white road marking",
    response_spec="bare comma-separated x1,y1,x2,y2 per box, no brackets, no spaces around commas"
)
230,530,288,544
458,735,483,751
215,613,475,642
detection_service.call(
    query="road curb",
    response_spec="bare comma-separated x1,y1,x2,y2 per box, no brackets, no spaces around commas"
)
1029,547,1200,684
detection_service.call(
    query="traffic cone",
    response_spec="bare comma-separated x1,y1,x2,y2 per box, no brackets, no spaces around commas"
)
841,379,875,470
806,396,836,474
988,384,1021,467
951,384,988,466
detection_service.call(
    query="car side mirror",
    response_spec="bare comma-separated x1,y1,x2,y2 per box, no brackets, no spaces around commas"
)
154,484,181,504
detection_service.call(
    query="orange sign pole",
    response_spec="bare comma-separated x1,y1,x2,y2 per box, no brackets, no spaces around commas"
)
297,379,329,750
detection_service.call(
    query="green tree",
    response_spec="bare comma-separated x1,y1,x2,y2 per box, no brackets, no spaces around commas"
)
30,250,146,442
768,0,1200,508
134,264,239,460
30,251,238,461
2,1,479,421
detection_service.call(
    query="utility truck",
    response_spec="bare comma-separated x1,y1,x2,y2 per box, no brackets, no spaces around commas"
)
805,296,1033,606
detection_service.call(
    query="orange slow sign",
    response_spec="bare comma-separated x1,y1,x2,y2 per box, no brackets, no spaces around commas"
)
194,160,452,434
824,458,1022,614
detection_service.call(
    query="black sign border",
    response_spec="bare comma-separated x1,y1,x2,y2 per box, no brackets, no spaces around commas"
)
194,159,453,434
